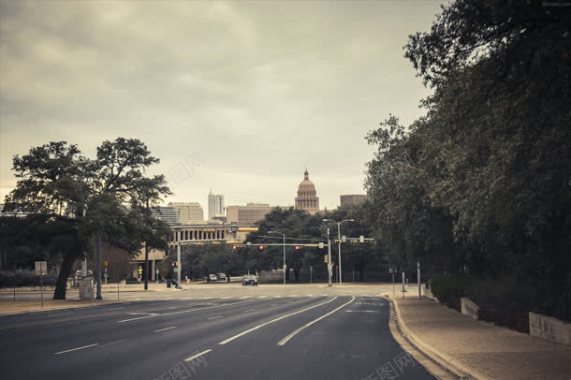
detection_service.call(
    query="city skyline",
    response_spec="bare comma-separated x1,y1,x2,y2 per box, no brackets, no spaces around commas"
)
0,1,444,210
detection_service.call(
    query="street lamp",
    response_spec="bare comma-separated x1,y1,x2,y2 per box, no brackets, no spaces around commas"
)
322,218,354,284
268,230,286,285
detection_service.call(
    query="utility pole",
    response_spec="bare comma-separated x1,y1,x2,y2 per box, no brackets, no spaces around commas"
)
176,231,182,289
417,261,421,299
327,228,332,287
95,233,103,300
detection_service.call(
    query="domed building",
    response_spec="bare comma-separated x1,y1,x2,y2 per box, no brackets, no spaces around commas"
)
295,169,320,215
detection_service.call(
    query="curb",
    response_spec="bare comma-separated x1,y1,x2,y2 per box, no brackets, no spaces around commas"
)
387,294,491,380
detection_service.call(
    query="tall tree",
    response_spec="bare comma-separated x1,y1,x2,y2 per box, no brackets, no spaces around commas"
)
366,0,571,318
4,138,171,299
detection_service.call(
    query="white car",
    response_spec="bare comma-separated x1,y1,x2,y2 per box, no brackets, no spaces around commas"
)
208,274,218,282
217,273,227,281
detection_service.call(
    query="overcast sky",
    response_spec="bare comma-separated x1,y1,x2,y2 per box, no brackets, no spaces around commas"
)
0,0,445,212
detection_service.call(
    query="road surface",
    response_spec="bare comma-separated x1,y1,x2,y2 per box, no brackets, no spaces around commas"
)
0,294,434,379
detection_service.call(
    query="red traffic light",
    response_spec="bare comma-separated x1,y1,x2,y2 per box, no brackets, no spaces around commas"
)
259,245,265,251
295,245,301,250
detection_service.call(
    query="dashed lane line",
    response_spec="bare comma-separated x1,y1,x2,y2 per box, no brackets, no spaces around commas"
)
154,326,177,333
54,343,98,355
184,349,212,363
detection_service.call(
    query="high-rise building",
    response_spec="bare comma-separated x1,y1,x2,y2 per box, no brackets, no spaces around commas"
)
295,169,320,215
208,190,225,220
340,194,367,208
151,206,178,225
226,203,273,226
168,202,204,223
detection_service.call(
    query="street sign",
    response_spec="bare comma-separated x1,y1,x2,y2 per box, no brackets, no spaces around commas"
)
318,242,324,249
34,261,47,276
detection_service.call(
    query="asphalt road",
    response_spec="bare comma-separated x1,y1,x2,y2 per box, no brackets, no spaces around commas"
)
0,295,434,380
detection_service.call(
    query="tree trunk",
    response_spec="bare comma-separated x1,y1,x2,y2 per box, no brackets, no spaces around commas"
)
293,267,301,282
53,252,75,299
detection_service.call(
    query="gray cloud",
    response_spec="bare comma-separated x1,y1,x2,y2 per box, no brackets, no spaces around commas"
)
0,0,444,210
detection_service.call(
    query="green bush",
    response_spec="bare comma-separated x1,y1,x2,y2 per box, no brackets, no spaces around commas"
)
0,270,56,288
429,275,474,306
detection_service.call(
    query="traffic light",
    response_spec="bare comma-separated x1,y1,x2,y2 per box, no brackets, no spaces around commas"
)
232,245,237,251
171,261,178,268
323,255,329,263
295,245,301,251
259,245,265,251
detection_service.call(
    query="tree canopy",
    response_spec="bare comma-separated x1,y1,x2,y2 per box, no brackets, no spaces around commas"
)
366,0,570,319
3,138,171,299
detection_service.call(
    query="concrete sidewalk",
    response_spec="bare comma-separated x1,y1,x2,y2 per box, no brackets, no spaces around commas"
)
390,295,571,380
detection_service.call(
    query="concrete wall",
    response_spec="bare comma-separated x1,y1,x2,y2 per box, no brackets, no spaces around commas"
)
460,297,480,320
529,312,571,346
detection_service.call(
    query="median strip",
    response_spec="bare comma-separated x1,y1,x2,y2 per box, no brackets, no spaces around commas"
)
277,296,355,346
218,297,338,345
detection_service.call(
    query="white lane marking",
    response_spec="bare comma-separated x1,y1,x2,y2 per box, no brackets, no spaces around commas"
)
118,301,248,323
345,310,380,313
277,296,355,346
99,339,128,348
240,296,250,299
54,343,98,355
117,313,159,323
307,294,314,297
184,349,212,362
221,296,231,299
154,326,177,333
290,294,298,297
207,315,222,320
218,297,338,345
273,295,282,298
258,296,268,299
244,309,256,312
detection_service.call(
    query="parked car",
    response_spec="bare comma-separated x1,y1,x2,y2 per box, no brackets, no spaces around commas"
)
242,275,258,286
217,273,227,281
208,274,218,282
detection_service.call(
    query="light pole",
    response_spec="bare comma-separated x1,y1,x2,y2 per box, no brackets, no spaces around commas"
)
323,218,354,284
268,231,286,285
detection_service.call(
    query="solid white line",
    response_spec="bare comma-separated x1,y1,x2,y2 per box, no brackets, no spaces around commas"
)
184,349,212,362
54,343,98,355
207,315,222,320
345,310,380,313
244,309,256,312
218,297,338,345
277,296,355,346
154,326,177,333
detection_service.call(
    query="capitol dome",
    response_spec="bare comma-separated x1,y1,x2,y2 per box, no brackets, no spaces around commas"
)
295,169,320,214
